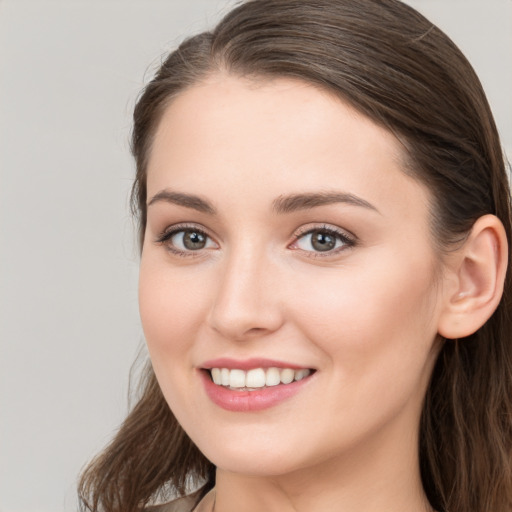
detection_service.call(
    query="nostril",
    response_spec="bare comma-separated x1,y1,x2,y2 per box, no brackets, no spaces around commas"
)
207,280,285,341
246,327,268,335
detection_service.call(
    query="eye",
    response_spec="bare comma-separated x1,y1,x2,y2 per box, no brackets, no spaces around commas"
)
156,225,218,255
291,226,355,255
171,230,213,251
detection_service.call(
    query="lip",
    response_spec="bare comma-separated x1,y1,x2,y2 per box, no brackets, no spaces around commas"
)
200,357,309,371
199,363,315,412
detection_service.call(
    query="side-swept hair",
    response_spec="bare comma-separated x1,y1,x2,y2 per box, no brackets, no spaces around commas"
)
79,1,512,511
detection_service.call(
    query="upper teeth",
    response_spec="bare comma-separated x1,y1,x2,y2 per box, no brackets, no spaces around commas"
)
210,367,311,389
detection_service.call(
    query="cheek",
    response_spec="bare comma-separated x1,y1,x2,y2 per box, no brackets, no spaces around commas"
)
284,254,440,442
138,255,207,358
290,248,439,377
138,256,213,418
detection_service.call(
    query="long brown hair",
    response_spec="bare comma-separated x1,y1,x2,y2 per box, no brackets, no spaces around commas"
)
78,1,512,511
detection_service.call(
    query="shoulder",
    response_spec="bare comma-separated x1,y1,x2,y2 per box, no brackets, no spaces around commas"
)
145,494,198,512
145,489,214,512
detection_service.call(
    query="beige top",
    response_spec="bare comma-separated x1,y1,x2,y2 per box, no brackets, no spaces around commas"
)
146,489,215,512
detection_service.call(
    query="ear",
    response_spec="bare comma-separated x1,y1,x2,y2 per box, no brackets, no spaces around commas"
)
438,214,508,339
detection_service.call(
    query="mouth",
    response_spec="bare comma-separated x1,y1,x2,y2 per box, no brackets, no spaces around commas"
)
204,367,315,391
199,358,317,411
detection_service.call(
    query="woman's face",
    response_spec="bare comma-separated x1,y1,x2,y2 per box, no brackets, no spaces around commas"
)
139,75,444,476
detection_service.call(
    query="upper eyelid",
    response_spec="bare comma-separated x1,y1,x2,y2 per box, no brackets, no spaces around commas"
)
154,224,218,258
290,224,357,253
155,222,215,242
292,223,356,241
154,222,356,247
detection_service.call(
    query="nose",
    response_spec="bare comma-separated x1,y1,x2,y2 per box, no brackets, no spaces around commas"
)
207,246,284,341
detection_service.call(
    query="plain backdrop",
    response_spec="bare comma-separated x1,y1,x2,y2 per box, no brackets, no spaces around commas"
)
0,1,510,511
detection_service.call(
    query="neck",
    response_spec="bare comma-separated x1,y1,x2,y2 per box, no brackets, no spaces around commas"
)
212,416,433,512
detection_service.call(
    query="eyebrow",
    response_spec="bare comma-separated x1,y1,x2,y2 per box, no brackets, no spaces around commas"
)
272,191,379,214
147,189,379,216
147,190,217,215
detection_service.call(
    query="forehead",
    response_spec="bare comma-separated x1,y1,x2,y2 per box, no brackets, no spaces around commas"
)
146,74,430,221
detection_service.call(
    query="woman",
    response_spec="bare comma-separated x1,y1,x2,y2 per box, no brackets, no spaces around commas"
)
78,1,512,511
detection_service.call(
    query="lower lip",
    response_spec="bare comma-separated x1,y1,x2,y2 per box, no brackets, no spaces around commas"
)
200,370,313,412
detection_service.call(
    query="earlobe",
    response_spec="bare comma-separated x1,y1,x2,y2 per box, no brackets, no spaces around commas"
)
438,214,508,340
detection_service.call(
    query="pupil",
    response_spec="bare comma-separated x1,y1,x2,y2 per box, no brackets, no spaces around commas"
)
184,231,206,250
312,231,335,251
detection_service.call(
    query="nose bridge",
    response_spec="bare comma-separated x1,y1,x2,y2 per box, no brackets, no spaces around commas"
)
208,239,283,340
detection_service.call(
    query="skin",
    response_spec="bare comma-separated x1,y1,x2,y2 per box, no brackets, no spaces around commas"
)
139,74,449,512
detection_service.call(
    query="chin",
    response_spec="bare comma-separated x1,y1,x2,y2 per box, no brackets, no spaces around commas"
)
211,452,305,477
191,432,308,476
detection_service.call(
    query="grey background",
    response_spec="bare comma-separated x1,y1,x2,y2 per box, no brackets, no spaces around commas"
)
0,1,510,511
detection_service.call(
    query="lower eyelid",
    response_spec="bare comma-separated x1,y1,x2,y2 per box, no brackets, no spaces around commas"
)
175,226,222,254
288,227,356,256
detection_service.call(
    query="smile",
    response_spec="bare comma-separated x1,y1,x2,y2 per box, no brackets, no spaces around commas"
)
209,367,312,391
200,362,316,412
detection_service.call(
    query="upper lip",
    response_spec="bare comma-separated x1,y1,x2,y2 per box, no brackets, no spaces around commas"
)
200,358,313,371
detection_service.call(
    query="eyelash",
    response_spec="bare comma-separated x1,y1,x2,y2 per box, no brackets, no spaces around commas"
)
155,223,357,258
155,223,214,258
291,225,356,258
